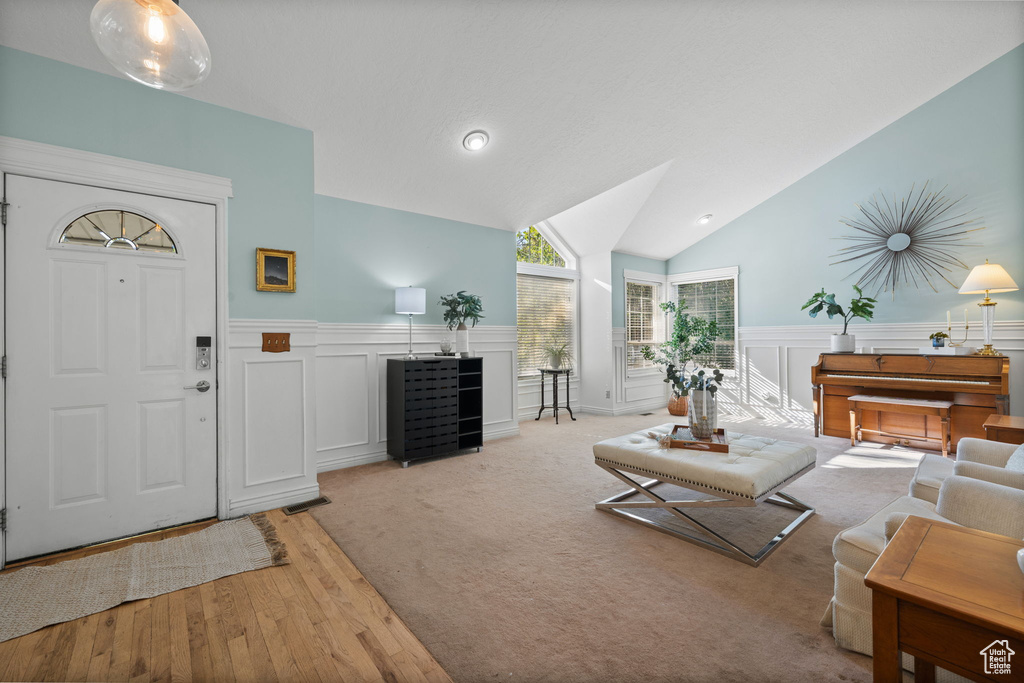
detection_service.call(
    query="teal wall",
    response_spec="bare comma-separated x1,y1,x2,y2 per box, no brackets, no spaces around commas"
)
314,194,517,326
0,46,315,320
611,252,667,327
667,43,1024,329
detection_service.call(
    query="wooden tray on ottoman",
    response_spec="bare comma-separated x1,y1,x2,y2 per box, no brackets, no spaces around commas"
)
668,425,729,452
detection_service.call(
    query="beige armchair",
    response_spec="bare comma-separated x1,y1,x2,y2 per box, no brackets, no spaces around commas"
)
822,475,1024,669
909,437,1023,503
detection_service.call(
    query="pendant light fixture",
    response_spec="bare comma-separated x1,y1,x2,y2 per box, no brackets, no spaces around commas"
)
90,0,211,92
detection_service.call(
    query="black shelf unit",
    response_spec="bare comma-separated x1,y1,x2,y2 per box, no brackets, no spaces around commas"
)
387,357,484,467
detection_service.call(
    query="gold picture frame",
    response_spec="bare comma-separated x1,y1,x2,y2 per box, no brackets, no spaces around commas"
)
256,248,296,292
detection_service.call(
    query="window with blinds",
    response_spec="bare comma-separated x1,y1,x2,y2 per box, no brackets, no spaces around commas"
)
676,278,736,370
626,281,660,370
517,273,575,378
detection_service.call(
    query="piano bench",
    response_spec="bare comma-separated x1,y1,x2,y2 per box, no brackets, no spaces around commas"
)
848,394,954,458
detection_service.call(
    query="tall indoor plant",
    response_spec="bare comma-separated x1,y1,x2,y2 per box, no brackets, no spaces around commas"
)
438,291,485,356
642,300,721,417
801,285,876,353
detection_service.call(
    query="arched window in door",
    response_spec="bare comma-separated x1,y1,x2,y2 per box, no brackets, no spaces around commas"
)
59,210,177,254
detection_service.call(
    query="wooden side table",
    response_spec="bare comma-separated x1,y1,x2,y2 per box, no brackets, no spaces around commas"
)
535,368,575,425
984,414,1024,445
865,516,1024,682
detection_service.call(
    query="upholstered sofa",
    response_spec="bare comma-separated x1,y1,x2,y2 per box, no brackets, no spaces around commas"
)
823,438,1024,677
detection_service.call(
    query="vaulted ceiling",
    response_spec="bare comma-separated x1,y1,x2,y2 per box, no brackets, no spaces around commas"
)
2,1,1022,259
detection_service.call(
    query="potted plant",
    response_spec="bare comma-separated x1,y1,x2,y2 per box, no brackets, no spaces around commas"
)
543,341,573,370
438,291,484,356
801,285,876,353
929,331,949,348
641,300,720,416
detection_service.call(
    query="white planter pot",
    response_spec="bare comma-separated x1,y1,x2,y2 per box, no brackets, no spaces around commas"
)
456,324,470,357
831,333,855,353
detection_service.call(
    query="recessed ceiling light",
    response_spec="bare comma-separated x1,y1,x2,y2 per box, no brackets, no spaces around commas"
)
696,214,713,225
463,130,489,151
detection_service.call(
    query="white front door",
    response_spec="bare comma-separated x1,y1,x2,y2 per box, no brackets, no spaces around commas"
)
4,174,217,561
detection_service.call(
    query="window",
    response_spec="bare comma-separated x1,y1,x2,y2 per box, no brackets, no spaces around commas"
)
626,281,661,370
674,276,736,370
517,273,575,378
60,210,177,254
516,223,577,379
516,226,565,267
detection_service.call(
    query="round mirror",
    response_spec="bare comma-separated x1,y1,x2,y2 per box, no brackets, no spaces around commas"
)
886,233,912,252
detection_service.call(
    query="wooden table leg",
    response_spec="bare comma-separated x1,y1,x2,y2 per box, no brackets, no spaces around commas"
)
850,407,858,447
914,656,936,683
813,384,820,437
940,414,949,459
872,591,901,683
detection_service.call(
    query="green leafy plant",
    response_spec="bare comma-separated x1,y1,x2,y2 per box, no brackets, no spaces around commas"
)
641,300,722,397
801,285,876,334
928,331,949,340
438,291,485,330
543,341,573,369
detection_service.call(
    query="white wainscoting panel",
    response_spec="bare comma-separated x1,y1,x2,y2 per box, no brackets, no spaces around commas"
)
731,320,1024,426
316,324,519,472
226,320,318,516
610,328,669,416
315,353,370,451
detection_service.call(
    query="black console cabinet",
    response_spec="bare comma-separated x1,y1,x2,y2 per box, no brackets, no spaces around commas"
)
386,357,483,467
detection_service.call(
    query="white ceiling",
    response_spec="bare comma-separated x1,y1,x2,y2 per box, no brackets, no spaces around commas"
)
1,1,1022,259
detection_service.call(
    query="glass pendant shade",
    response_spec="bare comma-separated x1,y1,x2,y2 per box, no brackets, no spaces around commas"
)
90,0,211,92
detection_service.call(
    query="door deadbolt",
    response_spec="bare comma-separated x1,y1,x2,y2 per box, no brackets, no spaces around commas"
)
184,380,211,393
196,336,212,370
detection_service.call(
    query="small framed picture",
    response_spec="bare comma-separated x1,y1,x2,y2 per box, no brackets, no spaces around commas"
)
256,248,296,292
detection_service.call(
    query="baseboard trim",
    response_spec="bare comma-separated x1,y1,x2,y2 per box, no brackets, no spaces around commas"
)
317,425,519,474
483,425,520,441
611,399,670,417
317,451,389,473
227,483,321,517
578,405,616,416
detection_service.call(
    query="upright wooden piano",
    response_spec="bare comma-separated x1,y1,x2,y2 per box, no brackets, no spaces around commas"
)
811,353,1010,449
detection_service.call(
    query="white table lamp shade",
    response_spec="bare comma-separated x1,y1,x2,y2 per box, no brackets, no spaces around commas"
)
958,263,1019,294
395,287,426,315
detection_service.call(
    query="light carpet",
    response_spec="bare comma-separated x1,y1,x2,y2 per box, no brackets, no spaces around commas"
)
0,513,288,643
313,409,926,683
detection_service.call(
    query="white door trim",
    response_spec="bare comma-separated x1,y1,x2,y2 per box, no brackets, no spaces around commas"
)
0,136,233,569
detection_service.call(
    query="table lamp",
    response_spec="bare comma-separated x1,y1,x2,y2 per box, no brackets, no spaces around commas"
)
958,260,1018,356
395,286,426,359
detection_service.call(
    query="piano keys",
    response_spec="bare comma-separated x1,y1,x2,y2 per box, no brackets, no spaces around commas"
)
810,353,1010,448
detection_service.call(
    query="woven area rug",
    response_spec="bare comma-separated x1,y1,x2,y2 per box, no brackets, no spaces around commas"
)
0,513,288,643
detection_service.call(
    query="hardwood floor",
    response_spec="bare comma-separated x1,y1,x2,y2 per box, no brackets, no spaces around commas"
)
0,510,453,683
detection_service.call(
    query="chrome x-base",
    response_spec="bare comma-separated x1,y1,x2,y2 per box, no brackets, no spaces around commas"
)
595,459,815,567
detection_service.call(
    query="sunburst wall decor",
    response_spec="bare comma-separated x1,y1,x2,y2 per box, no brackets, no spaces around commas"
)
831,181,984,299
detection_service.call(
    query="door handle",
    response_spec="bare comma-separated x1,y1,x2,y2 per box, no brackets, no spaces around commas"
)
184,380,211,393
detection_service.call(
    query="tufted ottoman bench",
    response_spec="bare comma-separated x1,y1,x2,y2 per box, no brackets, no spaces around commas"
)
593,423,817,566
